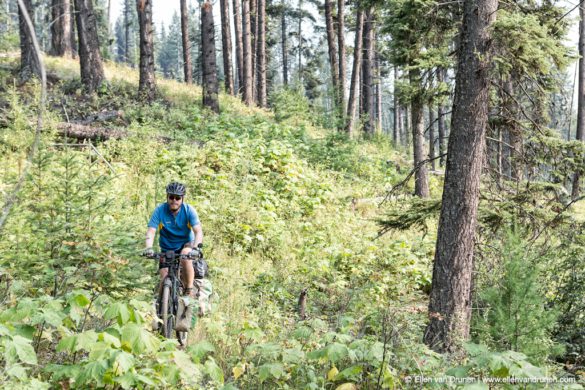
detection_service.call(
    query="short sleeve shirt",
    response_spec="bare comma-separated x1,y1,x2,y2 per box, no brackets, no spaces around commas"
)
147,203,200,251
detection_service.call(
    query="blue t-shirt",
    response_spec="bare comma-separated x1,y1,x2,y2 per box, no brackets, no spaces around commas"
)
148,203,200,251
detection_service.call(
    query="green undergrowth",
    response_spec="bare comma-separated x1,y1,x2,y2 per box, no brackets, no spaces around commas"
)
0,56,578,389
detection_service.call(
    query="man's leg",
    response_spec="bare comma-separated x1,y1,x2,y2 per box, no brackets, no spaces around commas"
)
158,267,169,295
180,247,194,296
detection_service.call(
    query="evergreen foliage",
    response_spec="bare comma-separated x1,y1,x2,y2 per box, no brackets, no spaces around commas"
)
472,231,563,364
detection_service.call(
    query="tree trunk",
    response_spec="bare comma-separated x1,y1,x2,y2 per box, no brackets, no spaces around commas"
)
324,0,339,111
429,107,436,170
220,0,234,94
410,68,429,197
18,0,40,81
74,0,105,93
281,0,288,86
70,0,78,58
393,66,400,144
124,0,131,65
233,0,244,93
424,0,497,353
250,0,257,97
375,48,382,132
180,0,193,83
50,0,72,57
572,4,585,199
256,0,266,106
201,1,220,113
437,67,446,167
136,0,155,100
403,105,410,147
345,9,363,136
297,0,302,83
361,7,375,135
242,0,253,105
337,0,346,114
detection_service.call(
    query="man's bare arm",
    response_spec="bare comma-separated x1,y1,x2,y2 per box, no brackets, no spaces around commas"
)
145,227,156,249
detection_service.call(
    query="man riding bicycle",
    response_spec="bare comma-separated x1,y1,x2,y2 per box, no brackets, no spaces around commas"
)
144,182,203,299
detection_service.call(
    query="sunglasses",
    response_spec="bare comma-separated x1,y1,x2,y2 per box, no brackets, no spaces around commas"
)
167,195,183,201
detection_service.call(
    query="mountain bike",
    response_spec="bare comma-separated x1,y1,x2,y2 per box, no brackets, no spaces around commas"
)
144,249,200,346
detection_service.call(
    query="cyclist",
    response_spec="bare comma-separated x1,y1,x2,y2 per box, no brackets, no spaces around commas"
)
144,182,203,299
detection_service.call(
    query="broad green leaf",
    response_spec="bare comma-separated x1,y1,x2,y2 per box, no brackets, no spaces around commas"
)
258,363,284,382
174,350,201,380
72,292,91,308
189,340,215,363
6,364,28,379
44,364,82,380
112,350,135,375
56,335,77,353
336,365,362,381
205,358,225,384
114,371,136,389
76,330,98,351
105,302,132,325
292,326,313,340
464,343,489,356
282,348,305,364
325,343,349,363
12,335,38,365
120,323,160,354
446,366,471,378
99,331,121,348
135,373,156,385
76,360,108,386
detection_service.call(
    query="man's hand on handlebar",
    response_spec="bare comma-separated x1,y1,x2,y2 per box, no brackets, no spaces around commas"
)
142,247,155,257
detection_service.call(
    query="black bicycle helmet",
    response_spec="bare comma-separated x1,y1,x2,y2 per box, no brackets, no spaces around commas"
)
166,182,186,196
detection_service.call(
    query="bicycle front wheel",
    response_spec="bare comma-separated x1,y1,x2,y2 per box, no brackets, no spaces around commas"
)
160,284,175,339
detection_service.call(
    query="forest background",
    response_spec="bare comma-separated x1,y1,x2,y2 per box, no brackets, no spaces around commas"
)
0,0,584,388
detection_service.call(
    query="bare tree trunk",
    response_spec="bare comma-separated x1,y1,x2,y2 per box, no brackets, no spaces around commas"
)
50,0,72,56
424,0,497,353
324,0,339,110
573,4,585,199
393,66,400,144
18,0,40,81
74,0,105,93
137,0,155,100
202,0,219,112
233,0,244,93
361,7,375,135
180,0,193,83
70,0,77,58
337,0,346,114
403,105,410,147
256,0,266,106
429,106,436,171
437,67,446,167
281,0,288,86
250,0,257,97
280,0,288,86
297,0,302,83
345,9,363,136
375,48,382,132
220,0,234,94
124,0,131,65
242,0,253,105
410,68,429,197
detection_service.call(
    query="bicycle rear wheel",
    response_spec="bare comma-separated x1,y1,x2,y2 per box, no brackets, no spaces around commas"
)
160,284,175,339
